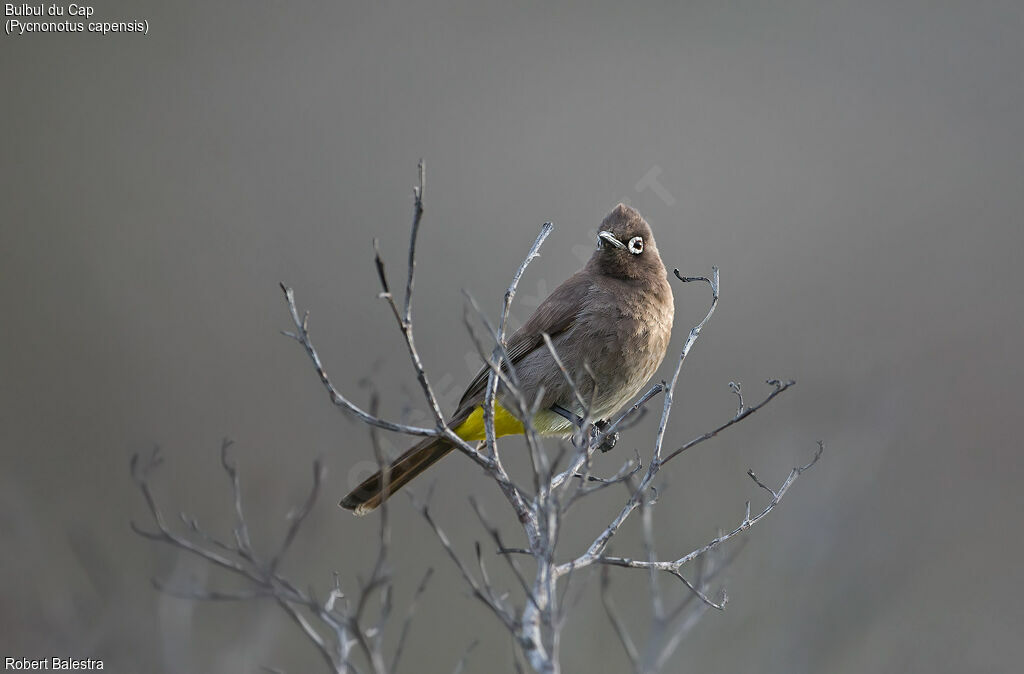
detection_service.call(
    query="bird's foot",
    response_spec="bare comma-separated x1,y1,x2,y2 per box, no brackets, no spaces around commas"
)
593,419,618,453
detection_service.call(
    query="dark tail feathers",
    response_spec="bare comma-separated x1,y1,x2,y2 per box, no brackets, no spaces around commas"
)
340,437,454,515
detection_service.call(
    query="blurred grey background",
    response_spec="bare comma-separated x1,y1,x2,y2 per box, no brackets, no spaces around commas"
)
3,1,1023,672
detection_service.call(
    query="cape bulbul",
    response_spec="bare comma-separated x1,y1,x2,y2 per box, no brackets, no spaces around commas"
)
342,204,675,514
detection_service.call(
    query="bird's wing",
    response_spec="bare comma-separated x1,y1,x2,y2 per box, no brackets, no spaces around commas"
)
455,271,593,414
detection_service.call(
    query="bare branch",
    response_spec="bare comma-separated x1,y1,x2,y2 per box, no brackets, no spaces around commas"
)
370,238,447,430
451,639,479,674
729,381,744,416
564,451,643,509
666,570,727,611
481,223,553,531
653,267,722,463
500,221,554,340
661,379,795,465
600,566,641,668
275,598,340,673
409,493,520,635
130,447,262,582
220,439,254,557
550,383,664,493
593,383,665,448
403,159,426,325
541,332,589,416
279,282,437,438
594,443,824,575
151,579,273,602
391,567,433,674
663,538,747,625
133,441,440,674
270,459,325,574
470,497,539,612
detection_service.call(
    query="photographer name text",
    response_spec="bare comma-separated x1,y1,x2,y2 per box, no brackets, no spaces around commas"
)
5,658,103,671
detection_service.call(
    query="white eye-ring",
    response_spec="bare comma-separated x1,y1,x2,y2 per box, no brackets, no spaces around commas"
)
628,236,644,254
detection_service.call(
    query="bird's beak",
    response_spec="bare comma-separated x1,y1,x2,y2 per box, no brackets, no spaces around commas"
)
598,230,626,249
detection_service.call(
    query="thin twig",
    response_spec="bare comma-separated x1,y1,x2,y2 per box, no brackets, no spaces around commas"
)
403,160,426,325
541,333,589,416
600,565,641,668
391,568,433,673
279,283,436,438
662,379,795,465
481,223,553,534
409,494,520,635
132,440,439,674
595,443,824,575
549,383,664,493
270,459,325,574
470,498,540,612
452,640,479,674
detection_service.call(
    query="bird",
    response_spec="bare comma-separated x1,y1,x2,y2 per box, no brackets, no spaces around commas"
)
341,204,675,515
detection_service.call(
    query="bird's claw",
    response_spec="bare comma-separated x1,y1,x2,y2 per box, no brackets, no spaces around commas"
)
593,419,618,453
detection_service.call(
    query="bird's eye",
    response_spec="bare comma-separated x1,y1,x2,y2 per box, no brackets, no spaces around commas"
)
628,236,644,254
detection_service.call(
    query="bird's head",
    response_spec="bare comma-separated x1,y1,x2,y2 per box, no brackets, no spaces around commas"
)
590,204,666,280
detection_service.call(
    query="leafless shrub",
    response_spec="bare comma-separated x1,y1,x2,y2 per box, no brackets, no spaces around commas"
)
136,161,821,673
131,432,433,674
277,162,822,673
